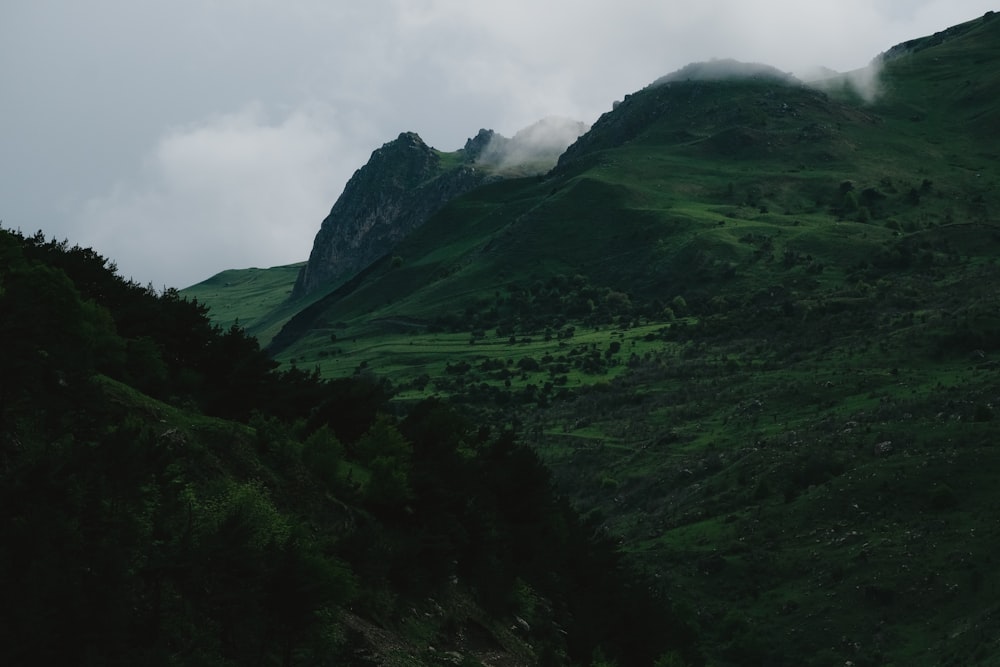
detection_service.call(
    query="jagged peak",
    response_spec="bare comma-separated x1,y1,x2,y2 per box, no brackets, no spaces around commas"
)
394,130,426,146
372,131,430,158
462,129,499,161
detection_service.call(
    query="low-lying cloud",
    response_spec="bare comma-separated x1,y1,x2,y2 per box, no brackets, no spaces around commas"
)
78,104,372,289
798,59,885,103
476,116,590,173
653,59,798,85
653,57,886,104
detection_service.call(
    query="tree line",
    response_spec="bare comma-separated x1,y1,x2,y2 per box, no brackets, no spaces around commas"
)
0,228,700,666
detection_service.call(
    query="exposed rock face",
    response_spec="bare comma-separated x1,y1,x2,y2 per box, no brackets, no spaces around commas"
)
462,128,499,161
291,131,495,299
292,119,588,299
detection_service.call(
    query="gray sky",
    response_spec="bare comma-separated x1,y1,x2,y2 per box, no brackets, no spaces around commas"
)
2,1,995,289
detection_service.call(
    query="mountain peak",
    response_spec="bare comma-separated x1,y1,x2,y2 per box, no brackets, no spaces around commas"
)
650,58,798,87
290,130,495,299
461,128,498,161
394,130,426,147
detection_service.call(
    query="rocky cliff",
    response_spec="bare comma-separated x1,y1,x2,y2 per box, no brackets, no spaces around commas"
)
291,131,498,299
292,119,589,299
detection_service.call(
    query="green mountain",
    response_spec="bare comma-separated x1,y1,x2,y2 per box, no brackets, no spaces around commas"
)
180,11,1000,665
183,12,1000,666
268,12,998,358
179,261,309,345
291,131,497,300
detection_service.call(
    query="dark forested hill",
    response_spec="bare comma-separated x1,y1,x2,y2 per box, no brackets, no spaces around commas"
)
0,228,699,666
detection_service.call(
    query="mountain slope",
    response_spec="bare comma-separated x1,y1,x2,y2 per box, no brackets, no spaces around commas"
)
270,13,999,361
179,262,308,344
256,12,1000,666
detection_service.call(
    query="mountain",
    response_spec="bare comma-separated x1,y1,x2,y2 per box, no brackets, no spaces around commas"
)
291,131,494,299
269,11,998,351
245,12,1000,666
291,119,589,301
172,12,1000,665
267,67,893,354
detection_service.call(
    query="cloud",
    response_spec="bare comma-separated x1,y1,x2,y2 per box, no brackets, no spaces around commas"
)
800,61,886,103
477,117,590,174
78,103,374,289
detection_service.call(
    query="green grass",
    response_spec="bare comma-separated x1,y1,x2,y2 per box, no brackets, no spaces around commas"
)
181,262,334,345
284,322,673,400
184,13,1000,665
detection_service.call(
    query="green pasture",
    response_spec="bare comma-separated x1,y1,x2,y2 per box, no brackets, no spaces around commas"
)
181,262,310,345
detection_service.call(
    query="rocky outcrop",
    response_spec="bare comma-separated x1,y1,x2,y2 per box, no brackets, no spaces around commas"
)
291,131,496,299
292,118,588,299
461,128,501,161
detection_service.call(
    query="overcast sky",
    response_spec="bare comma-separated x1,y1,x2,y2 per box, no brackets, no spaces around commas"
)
2,1,995,289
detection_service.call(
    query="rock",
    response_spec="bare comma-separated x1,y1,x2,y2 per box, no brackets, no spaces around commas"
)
513,615,531,633
292,132,498,298
292,118,586,299
873,441,893,456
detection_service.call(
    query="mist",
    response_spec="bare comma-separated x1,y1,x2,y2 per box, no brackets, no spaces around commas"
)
652,59,798,86
476,117,590,174
653,57,887,104
800,59,885,103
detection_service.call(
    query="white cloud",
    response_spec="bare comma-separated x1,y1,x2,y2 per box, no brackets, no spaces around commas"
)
79,103,374,289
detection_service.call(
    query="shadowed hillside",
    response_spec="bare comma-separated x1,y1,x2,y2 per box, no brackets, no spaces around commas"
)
0,227,700,666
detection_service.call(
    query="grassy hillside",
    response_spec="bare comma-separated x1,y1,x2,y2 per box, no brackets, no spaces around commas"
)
266,13,1000,666
181,12,1000,665
181,262,329,346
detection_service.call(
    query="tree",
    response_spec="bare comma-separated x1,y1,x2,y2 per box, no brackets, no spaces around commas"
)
357,416,412,509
